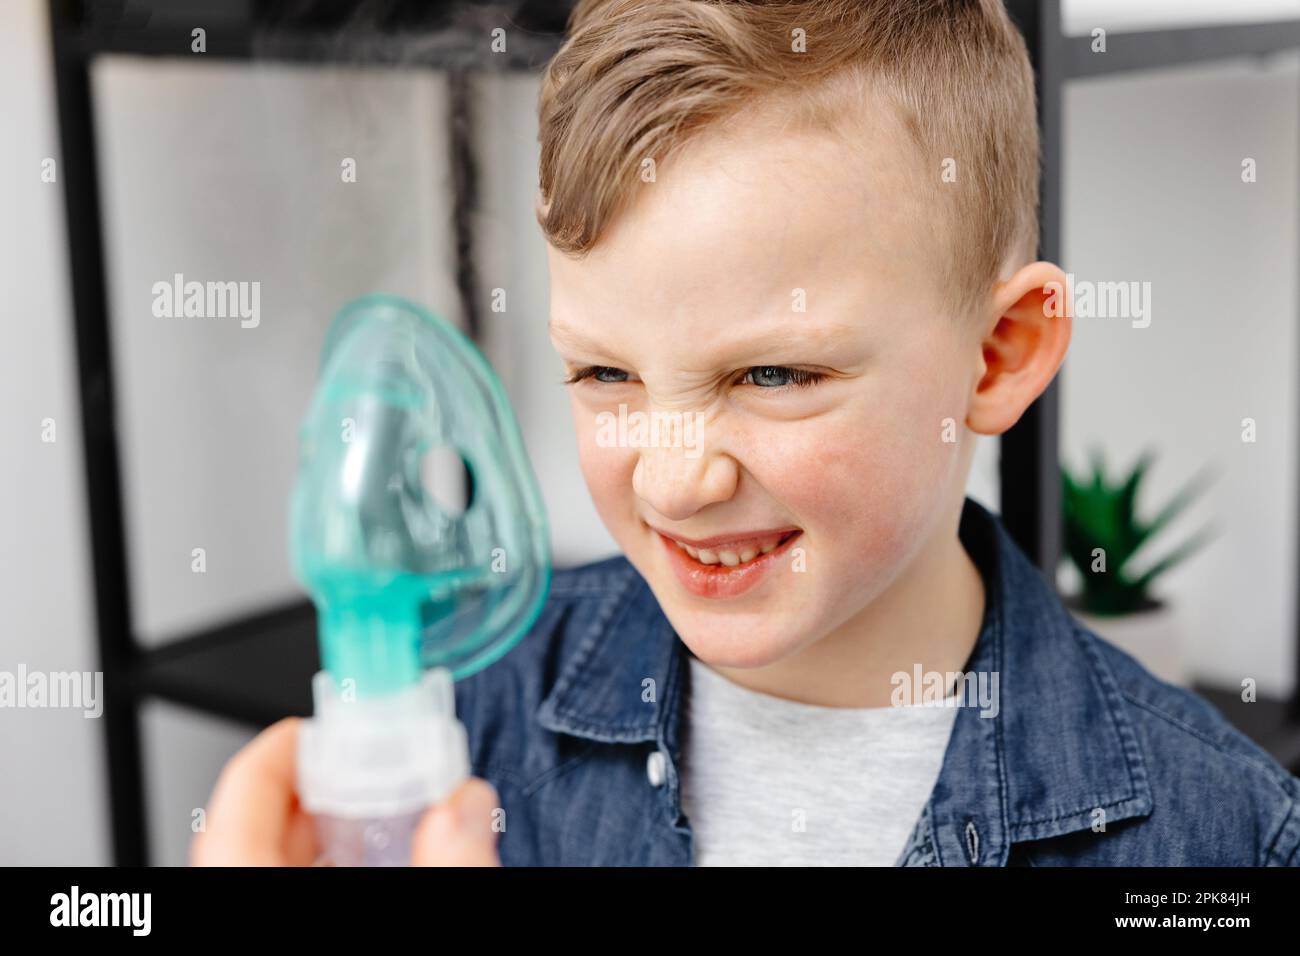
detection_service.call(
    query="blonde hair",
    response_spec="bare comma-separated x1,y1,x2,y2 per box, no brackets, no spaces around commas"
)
536,0,1040,318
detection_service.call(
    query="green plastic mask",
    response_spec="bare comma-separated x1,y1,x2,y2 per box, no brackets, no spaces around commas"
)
290,294,550,697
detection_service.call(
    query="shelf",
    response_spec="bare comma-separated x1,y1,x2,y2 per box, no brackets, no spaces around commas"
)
1195,685,1300,775
54,2,570,70
1064,18,1300,79
77,9,1300,76
133,601,319,728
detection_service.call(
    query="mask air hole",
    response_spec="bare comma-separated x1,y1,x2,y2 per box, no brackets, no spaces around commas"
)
419,444,472,517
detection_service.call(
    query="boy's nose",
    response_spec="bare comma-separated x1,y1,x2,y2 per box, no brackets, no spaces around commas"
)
631,441,738,522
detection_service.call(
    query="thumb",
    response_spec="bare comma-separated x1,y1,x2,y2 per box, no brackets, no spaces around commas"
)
412,777,502,866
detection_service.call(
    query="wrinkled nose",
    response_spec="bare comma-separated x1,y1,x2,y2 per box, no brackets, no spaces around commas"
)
632,437,739,523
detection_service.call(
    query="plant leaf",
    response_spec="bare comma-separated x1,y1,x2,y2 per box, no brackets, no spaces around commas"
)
1142,463,1217,544
1130,522,1219,595
1115,448,1157,561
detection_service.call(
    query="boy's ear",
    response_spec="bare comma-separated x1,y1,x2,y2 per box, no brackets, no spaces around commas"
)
966,260,1072,436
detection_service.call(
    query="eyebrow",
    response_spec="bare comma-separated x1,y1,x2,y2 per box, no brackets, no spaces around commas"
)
547,317,638,365
546,316,588,349
548,316,858,363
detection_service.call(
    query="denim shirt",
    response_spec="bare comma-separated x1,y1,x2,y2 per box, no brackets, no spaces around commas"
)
454,496,1300,865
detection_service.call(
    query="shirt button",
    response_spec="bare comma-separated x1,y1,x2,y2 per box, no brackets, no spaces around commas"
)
646,749,667,787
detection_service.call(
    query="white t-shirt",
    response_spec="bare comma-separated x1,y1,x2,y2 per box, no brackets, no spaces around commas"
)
680,654,958,866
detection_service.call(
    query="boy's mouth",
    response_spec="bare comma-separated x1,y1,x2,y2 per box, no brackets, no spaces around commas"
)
651,524,803,599
657,528,800,567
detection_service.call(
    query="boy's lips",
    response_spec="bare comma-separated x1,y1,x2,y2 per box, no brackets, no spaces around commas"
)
650,524,803,599
650,525,802,551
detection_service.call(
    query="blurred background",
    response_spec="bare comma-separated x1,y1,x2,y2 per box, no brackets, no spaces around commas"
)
3,0,1300,865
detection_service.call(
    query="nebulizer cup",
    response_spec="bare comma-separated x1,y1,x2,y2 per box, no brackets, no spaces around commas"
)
289,294,550,866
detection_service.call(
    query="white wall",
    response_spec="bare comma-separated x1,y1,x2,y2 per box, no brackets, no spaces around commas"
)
94,57,458,645
1060,54,1300,695
2,0,1297,865
473,72,621,566
0,0,110,866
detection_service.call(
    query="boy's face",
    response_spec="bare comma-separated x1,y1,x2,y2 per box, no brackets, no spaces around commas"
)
546,102,989,670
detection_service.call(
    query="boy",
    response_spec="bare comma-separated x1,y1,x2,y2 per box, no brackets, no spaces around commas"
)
195,0,1300,866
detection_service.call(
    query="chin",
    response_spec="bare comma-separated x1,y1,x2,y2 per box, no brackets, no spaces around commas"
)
657,599,814,669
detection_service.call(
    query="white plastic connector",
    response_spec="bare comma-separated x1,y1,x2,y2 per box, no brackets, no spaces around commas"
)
297,667,469,865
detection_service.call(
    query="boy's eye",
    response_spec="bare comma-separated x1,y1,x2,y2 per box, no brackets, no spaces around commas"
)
563,365,825,389
739,366,825,389
564,365,632,385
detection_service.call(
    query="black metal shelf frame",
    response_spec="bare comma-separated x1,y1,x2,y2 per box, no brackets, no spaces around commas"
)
47,0,1300,865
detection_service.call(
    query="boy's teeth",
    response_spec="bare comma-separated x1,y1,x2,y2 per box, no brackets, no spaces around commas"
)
674,533,789,567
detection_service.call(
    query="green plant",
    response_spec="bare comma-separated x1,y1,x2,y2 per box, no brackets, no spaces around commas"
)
1061,447,1217,616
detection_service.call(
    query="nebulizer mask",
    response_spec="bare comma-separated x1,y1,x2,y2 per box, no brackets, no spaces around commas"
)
289,294,550,865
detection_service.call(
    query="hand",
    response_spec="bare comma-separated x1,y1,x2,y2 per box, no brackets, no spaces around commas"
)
190,716,502,866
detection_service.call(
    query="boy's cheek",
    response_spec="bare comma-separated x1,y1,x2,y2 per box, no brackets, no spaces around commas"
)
740,414,961,587
573,434,634,516
744,405,950,518
568,393,628,482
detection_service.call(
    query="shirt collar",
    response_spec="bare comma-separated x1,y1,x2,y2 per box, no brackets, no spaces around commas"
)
536,496,1153,863
922,496,1153,865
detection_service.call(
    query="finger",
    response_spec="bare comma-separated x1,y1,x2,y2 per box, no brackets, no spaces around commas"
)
192,717,303,866
411,777,502,867
282,803,322,866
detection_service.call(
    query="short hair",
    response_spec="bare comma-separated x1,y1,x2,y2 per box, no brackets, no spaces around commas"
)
536,0,1040,318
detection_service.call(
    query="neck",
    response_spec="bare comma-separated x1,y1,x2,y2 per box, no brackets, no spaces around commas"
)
707,502,987,709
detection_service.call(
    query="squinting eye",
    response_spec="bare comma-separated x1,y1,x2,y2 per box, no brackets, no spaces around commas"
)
564,365,632,385
741,366,825,389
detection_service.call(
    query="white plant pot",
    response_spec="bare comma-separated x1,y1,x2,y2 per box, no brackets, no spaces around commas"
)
1072,602,1189,687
